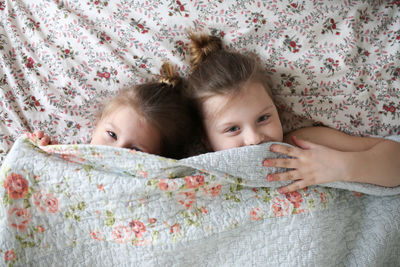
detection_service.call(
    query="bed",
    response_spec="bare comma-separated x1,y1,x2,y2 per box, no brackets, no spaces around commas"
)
0,0,399,266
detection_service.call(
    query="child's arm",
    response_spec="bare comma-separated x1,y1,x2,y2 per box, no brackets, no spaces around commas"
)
263,126,400,193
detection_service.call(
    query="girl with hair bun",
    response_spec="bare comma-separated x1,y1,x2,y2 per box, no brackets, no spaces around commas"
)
187,32,400,193
35,62,197,159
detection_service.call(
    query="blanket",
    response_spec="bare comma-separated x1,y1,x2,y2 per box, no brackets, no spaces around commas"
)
1,135,399,266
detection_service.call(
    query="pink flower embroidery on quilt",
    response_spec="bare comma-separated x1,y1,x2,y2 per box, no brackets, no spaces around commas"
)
112,225,132,244
170,223,180,234
177,191,196,209
129,220,146,238
271,197,292,217
250,207,264,221
33,191,59,213
91,230,104,241
184,175,205,189
203,184,222,197
8,206,31,231
158,179,177,191
4,250,16,262
4,173,29,200
284,191,303,208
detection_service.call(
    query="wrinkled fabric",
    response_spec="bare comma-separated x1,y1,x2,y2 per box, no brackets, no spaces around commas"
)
0,135,399,266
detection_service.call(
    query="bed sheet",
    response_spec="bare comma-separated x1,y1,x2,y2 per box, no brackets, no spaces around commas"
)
0,0,399,164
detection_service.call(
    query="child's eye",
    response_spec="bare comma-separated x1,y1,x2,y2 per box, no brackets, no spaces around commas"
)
107,131,117,139
226,126,240,133
257,114,269,123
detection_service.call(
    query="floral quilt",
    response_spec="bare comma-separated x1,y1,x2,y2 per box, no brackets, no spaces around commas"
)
0,135,400,266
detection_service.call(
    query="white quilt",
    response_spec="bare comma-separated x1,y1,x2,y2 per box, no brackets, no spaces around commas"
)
0,135,399,266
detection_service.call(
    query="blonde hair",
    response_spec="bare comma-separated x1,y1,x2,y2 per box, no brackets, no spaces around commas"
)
99,62,197,159
187,32,273,105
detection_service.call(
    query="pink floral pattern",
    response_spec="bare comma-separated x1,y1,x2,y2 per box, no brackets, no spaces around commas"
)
184,175,205,189
112,224,132,244
170,223,180,234
203,184,222,197
90,230,104,241
0,134,396,266
4,250,16,262
33,191,59,214
129,220,146,239
7,205,31,231
284,191,303,208
4,173,29,200
177,191,196,209
270,197,292,217
0,1,399,265
250,207,264,221
158,179,177,191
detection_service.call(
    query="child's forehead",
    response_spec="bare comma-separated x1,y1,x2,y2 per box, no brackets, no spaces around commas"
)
240,81,269,94
202,92,237,119
101,105,144,123
202,82,273,121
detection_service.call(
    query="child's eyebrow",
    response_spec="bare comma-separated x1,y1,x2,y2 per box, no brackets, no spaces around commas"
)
258,105,275,114
262,104,274,109
217,104,275,128
218,121,236,128
106,122,120,132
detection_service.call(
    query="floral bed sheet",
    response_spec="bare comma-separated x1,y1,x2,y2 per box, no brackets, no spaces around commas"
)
0,135,400,266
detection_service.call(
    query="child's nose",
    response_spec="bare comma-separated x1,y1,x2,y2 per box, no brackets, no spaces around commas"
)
244,130,264,146
114,143,125,148
115,140,131,149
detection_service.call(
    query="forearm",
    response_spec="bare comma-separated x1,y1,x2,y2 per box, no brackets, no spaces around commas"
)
344,140,400,187
285,126,383,152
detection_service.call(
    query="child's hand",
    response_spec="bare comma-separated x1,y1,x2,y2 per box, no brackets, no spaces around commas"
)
263,136,347,194
33,130,58,146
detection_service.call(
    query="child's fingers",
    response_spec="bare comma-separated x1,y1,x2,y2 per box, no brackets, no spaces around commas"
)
278,180,308,194
39,135,50,146
267,170,298,182
50,140,58,145
34,130,44,139
263,158,297,169
270,144,299,157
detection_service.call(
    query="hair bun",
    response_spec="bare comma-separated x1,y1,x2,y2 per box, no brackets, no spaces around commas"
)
188,32,223,69
158,62,181,87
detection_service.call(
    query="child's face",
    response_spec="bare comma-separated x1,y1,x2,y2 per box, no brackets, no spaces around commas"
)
90,106,161,154
202,82,283,151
